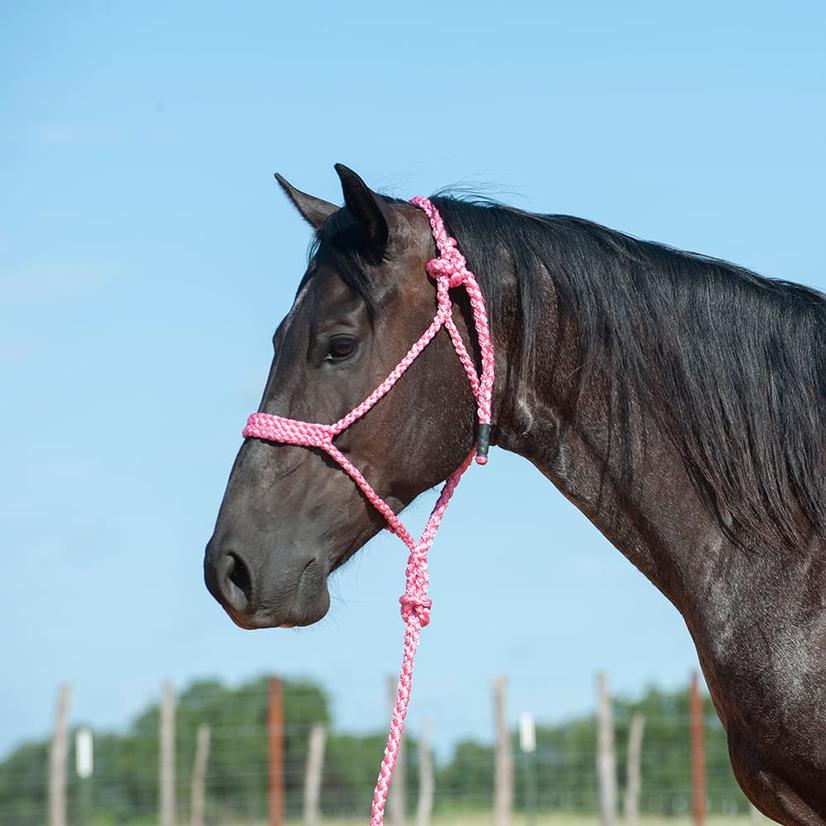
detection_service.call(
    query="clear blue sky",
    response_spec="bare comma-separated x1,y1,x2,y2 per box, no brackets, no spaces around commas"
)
2,1,824,759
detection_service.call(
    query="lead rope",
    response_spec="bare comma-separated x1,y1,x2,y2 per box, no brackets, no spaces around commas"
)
242,196,495,826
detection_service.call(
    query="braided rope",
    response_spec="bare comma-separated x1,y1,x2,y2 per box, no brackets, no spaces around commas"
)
411,196,495,438
242,197,495,826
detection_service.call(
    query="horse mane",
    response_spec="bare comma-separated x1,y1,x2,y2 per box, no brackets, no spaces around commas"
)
308,192,825,551
431,195,826,551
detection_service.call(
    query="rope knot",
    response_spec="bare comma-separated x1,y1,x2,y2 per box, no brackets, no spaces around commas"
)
399,593,432,627
425,250,470,288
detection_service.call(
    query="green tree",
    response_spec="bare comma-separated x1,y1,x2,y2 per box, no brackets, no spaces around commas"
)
437,739,494,811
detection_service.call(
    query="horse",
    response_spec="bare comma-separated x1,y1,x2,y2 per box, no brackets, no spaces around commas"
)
204,164,826,824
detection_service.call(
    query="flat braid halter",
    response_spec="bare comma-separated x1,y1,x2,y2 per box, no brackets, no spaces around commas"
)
242,196,495,826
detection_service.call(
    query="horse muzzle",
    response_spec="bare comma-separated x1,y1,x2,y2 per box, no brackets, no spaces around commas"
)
204,538,331,629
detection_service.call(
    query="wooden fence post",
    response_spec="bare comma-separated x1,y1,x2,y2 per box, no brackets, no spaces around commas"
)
690,671,706,826
304,724,326,826
189,724,211,826
623,713,645,826
269,677,285,826
387,675,406,826
160,681,176,826
596,672,618,826
493,675,513,826
49,683,71,826
416,719,434,826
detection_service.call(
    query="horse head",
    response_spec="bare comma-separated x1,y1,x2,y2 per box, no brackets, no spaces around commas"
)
204,166,479,628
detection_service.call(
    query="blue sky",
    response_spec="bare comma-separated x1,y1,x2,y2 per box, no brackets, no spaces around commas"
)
2,1,824,758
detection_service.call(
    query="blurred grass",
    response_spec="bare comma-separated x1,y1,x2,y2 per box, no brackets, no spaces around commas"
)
419,817,758,826
218,816,765,826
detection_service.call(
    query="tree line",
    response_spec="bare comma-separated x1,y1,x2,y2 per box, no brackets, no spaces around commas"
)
0,676,748,825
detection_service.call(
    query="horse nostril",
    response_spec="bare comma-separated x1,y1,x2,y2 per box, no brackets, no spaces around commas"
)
223,551,254,611
228,552,251,595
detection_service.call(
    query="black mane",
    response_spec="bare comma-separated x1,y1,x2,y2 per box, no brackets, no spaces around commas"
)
312,195,826,550
433,196,825,551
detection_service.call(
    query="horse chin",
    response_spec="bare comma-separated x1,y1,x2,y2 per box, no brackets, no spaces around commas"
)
228,584,331,630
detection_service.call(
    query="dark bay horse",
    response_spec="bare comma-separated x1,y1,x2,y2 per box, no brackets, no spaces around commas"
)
205,165,826,824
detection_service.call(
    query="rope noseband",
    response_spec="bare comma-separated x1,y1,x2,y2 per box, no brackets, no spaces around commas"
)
242,196,495,826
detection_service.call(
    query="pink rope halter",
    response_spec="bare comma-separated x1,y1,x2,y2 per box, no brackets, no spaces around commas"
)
243,196,495,825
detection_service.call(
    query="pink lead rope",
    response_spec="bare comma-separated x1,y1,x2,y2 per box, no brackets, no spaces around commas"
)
243,196,495,826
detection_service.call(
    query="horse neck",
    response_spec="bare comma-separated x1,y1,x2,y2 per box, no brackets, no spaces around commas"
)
490,260,725,616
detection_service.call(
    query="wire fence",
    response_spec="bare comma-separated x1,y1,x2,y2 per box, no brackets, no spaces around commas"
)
0,677,757,826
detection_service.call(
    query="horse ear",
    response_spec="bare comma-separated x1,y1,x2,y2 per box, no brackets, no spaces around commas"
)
274,173,337,229
334,163,389,254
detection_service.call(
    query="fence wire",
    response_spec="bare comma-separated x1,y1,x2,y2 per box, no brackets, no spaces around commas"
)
0,680,754,826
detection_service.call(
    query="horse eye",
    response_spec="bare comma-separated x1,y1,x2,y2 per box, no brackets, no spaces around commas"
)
325,335,358,361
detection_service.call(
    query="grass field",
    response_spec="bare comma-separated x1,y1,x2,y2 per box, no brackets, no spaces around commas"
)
217,815,766,826
421,817,761,826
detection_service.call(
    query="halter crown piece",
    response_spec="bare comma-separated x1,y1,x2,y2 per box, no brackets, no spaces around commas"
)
242,196,495,826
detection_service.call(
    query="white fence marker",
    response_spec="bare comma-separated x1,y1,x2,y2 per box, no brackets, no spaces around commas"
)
519,713,536,754
75,727,94,779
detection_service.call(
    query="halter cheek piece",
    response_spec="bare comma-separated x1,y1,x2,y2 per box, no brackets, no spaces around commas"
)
242,196,495,826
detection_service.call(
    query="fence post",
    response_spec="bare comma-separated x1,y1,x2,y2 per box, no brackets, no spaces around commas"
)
49,683,72,826
304,724,326,826
596,672,618,826
387,675,406,826
416,719,434,826
690,671,706,826
623,713,645,826
160,681,176,826
493,675,513,826
269,677,285,826
189,724,211,826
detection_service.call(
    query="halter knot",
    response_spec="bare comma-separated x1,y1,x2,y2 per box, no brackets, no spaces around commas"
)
399,593,433,627
425,250,471,288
